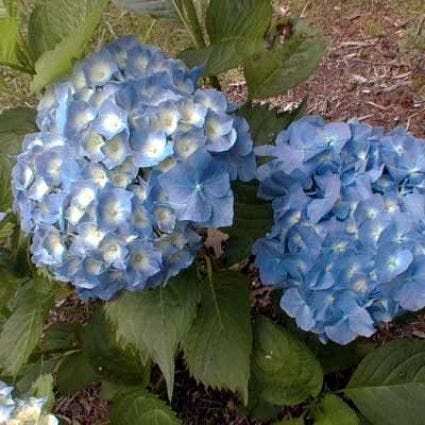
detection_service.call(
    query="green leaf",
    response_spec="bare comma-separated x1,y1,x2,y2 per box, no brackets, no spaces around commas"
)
224,182,272,264
245,19,325,99
0,107,37,156
106,268,200,399
238,101,306,148
101,380,147,401
0,155,13,212
83,312,149,385
274,419,304,425
182,271,252,403
0,268,24,323
312,394,359,425
16,357,60,394
31,373,55,412
28,0,109,59
0,17,19,66
180,38,264,77
246,381,279,422
111,0,176,19
40,322,82,353
345,340,425,425
252,315,323,406
0,0,17,17
0,277,56,376
180,0,272,75
56,350,98,395
30,0,109,91
110,388,182,425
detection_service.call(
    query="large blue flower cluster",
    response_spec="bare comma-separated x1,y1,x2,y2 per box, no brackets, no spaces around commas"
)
254,116,425,344
0,380,57,424
12,36,255,300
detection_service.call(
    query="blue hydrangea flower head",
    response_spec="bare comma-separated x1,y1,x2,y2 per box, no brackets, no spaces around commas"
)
12,37,256,300
0,380,57,424
254,116,425,344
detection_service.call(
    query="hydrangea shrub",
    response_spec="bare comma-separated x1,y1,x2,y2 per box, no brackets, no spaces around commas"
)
0,380,57,425
11,37,255,300
254,116,425,344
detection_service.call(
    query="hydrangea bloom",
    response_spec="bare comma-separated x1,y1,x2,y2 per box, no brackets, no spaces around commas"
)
12,37,255,300
254,116,425,344
0,380,57,425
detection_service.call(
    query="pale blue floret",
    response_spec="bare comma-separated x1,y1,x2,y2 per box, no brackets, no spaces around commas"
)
132,128,173,168
158,150,233,227
91,100,128,139
254,116,425,344
12,38,256,300
97,188,134,231
82,49,118,86
204,111,237,152
127,240,163,288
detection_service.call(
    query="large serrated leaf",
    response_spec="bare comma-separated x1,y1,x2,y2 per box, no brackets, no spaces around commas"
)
345,340,425,425
39,322,81,353
0,17,19,66
180,0,272,75
105,268,200,400
224,182,273,265
31,374,55,412
245,19,325,100
0,155,13,212
28,0,109,60
0,268,24,324
0,0,17,18
30,0,109,91
0,107,37,156
56,350,99,395
238,102,306,148
112,0,176,19
312,394,359,425
110,388,182,425
252,315,323,406
84,312,149,385
0,277,56,376
182,271,252,403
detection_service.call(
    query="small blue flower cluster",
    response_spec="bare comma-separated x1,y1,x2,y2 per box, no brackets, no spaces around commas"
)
12,37,255,300
254,116,425,344
0,380,57,424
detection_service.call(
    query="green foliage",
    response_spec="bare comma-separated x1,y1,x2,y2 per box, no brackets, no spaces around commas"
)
29,0,109,91
83,312,149,385
238,102,306,148
345,340,425,425
245,19,325,99
31,373,55,412
0,0,17,18
0,276,56,376
16,357,60,394
251,315,323,406
110,388,182,425
0,108,37,156
112,0,176,19
0,17,20,66
0,268,24,323
56,350,98,395
312,394,359,425
182,271,252,403
274,419,304,425
106,268,200,399
224,182,272,264
0,155,13,212
180,0,272,75
40,322,82,353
